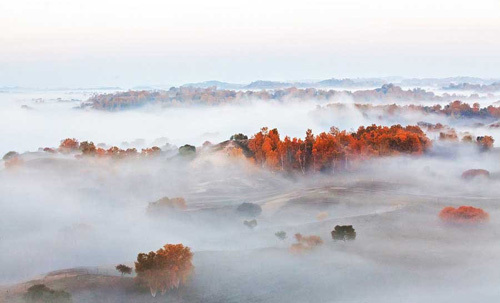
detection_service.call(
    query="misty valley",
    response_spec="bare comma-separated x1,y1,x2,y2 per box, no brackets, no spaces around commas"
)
1,80,500,303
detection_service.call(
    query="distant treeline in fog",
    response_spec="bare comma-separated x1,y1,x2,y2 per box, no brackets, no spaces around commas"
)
87,85,480,110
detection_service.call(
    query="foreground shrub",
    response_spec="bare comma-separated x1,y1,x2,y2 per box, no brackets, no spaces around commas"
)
289,233,323,254
135,244,194,297
331,225,357,241
243,219,257,229
439,206,489,224
461,169,490,180
24,284,72,303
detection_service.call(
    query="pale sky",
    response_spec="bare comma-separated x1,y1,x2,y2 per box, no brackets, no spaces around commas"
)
1,0,500,87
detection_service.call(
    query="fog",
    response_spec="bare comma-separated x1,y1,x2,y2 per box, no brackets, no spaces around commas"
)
1,89,500,302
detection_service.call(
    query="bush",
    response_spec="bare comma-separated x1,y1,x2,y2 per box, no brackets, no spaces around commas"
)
275,231,287,240
439,206,489,224
147,197,187,214
236,202,262,217
116,264,133,276
23,284,72,303
179,145,196,156
331,225,356,241
230,133,248,140
461,169,490,180
243,219,257,229
289,233,323,254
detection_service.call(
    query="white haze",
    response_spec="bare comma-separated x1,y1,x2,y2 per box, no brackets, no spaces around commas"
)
1,89,500,303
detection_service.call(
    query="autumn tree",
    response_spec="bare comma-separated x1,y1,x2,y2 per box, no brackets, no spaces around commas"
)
461,169,490,180
79,141,96,155
116,264,133,276
289,233,323,254
59,138,80,153
439,206,489,224
476,135,494,151
135,244,194,297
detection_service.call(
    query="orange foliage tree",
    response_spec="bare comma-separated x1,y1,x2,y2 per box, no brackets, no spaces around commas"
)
59,138,80,153
439,206,489,224
248,125,430,173
289,233,323,254
135,244,194,297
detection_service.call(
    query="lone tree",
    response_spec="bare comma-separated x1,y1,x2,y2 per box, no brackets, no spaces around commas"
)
230,133,248,140
135,244,194,297
23,284,72,303
236,202,262,217
116,264,133,276
179,144,196,157
331,225,356,241
275,231,287,240
243,219,257,229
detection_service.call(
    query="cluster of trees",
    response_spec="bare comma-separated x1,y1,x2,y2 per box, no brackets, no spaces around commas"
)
89,85,474,111
23,284,72,303
443,82,500,93
135,244,194,297
289,233,323,254
417,122,495,149
55,138,162,158
439,206,489,224
327,100,500,120
247,125,430,173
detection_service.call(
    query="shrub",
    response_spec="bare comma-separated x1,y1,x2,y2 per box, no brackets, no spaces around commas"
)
439,206,489,224
23,284,72,303
331,225,356,241
236,202,262,217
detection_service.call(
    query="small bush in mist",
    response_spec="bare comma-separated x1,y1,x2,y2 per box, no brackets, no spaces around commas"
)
116,264,133,276
331,225,357,241
135,243,194,297
461,169,490,180
439,206,489,224
275,231,287,240
289,233,323,254
179,144,196,157
147,197,187,214
243,219,257,229
230,133,248,140
236,202,262,217
476,135,494,151
3,151,23,168
23,284,72,303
